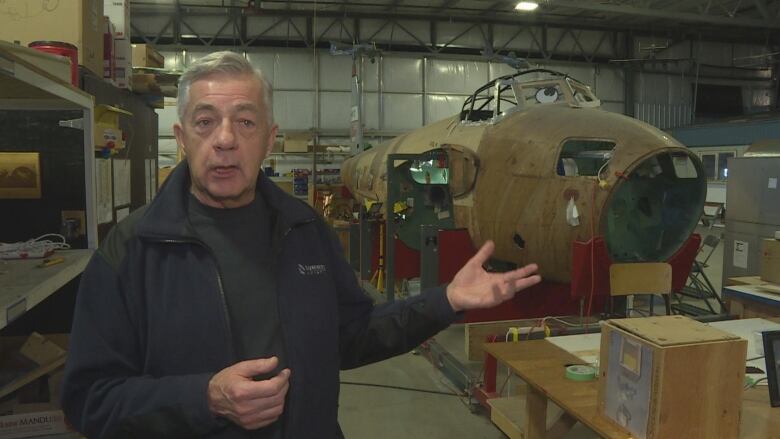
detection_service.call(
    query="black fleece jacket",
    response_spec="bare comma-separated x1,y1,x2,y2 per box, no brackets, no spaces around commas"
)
61,162,460,438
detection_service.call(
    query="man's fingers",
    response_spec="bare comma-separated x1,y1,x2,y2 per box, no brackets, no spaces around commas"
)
510,274,542,292
232,369,291,401
241,402,286,429
232,357,279,378
469,240,495,268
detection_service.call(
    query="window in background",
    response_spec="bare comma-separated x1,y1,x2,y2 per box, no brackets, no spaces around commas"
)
717,152,734,180
700,154,716,180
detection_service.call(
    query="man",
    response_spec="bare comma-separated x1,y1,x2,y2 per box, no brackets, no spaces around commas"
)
61,51,541,438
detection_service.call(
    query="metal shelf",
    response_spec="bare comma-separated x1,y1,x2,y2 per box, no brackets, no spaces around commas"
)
0,249,93,330
0,47,97,250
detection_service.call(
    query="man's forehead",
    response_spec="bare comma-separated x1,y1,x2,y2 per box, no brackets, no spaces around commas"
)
191,101,261,113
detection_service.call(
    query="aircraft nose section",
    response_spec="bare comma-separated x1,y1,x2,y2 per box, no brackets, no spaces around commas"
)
602,150,706,262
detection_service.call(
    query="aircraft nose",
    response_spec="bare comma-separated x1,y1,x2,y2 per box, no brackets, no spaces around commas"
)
602,150,706,262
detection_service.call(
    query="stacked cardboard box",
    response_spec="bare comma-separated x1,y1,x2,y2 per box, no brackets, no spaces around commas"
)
131,44,165,68
0,0,104,76
760,238,780,284
105,0,132,89
0,334,72,439
283,133,313,153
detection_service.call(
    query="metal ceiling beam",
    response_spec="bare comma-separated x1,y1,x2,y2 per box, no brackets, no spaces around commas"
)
539,0,780,29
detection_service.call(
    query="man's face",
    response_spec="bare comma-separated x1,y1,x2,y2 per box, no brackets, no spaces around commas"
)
174,72,277,208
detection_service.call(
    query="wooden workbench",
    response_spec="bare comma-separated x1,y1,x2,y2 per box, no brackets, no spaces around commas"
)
484,332,780,438
0,249,93,330
723,284,780,319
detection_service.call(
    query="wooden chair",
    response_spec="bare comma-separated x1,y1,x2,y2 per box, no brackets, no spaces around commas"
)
609,262,672,317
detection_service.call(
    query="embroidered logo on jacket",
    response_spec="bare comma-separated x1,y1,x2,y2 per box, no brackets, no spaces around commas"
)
298,264,327,275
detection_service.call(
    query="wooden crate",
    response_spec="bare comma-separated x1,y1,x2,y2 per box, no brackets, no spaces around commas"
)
597,316,746,439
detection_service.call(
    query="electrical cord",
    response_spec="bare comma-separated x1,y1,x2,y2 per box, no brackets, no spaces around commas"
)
744,377,768,389
0,233,70,259
339,381,459,397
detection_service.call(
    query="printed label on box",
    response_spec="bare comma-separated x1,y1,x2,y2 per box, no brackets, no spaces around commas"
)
733,240,749,269
0,410,68,439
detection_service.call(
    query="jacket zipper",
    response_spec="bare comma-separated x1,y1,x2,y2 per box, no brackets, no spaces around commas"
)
156,238,235,362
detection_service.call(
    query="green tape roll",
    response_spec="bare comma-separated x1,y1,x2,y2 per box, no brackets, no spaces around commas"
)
565,365,596,381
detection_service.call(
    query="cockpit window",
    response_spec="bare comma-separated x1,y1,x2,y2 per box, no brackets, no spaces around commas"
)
557,139,616,176
410,157,448,185
460,69,601,123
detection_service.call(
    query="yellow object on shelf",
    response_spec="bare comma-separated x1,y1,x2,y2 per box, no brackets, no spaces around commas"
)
94,105,132,151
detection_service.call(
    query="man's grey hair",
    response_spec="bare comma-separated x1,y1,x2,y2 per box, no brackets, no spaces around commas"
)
177,51,274,127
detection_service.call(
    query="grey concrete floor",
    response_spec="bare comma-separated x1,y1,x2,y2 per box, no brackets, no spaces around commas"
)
338,227,727,438
338,325,598,438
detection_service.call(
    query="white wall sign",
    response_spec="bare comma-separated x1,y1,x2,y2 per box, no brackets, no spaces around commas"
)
733,240,749,269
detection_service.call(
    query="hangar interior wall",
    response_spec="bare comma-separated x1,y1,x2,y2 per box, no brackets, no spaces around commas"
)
156,41,776,165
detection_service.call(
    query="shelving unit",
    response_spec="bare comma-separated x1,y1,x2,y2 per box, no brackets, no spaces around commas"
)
0,249,92,331
264,148,351,202
0,46,97,249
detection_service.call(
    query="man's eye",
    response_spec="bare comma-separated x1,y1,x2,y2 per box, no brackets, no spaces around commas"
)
240,119,255,128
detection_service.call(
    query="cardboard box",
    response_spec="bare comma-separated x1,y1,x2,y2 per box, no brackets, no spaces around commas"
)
102,16,115,82
131,43,164,68
0,410,69,439
761,238,780,284
597,316,746,439
0,41,71,85
283,133,313,153
104,0,130,40
0,0,104,77
114,38,132,89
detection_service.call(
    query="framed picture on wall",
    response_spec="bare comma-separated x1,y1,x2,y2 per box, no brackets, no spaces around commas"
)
0,152,41,199
763,330,780,407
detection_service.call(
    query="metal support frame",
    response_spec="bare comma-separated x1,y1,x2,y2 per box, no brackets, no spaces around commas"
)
419,225,440,292
130,9,632,64
384,152,434,302
358,205,374,281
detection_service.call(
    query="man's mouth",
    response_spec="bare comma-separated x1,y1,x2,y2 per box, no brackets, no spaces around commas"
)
210,165,238,177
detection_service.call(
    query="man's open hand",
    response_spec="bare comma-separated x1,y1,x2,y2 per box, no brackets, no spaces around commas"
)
446,240,541,312
207,357,290,430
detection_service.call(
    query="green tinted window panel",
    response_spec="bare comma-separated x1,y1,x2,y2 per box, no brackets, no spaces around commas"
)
603,153,706,262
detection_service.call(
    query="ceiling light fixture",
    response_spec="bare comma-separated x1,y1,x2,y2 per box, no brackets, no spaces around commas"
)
515,1,539,11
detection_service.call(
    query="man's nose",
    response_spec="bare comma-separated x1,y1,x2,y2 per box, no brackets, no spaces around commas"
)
214,119,237,150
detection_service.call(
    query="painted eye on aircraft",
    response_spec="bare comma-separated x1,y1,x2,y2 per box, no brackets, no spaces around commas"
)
535,87,559,104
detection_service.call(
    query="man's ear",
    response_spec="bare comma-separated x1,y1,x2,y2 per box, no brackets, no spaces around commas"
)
174,122,187,156
263,123,279,161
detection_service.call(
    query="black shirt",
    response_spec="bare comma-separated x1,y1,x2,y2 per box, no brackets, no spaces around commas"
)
187,192,285,438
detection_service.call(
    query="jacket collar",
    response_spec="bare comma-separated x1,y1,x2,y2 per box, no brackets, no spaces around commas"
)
135,161,317,241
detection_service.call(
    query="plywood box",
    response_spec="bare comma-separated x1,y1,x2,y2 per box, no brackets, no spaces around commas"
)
0,0,104,76
760,238,780,285
597,316,746,439
131,43,164,68
283,133,313,153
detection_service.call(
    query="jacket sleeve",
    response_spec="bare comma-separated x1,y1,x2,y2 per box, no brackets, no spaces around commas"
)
325,225,461,370
61,252,222,438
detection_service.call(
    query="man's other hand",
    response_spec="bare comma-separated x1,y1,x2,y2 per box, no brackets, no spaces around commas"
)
446,240,542,312
207,357,290,430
